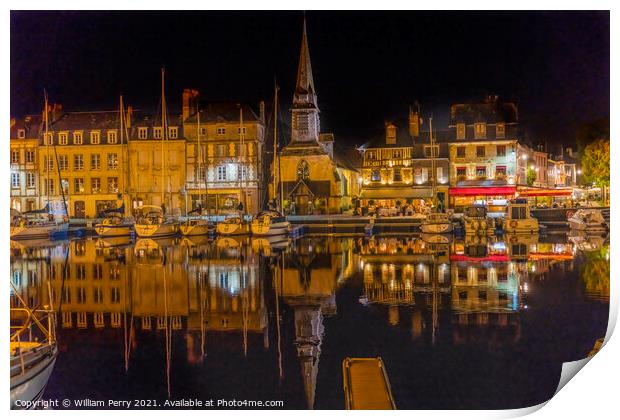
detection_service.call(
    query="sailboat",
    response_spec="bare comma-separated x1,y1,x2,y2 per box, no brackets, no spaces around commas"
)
420,116,453,235
181,108,214,236
11,94,68,240
251,82,290,237
96,96,134,237
217,105,250,236
10,283,58,409
135,69,180,238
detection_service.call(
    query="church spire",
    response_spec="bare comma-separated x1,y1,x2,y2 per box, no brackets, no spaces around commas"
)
295,17,316,100
291,16,320,145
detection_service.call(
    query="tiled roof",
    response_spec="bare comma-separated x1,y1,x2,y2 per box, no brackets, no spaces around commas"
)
450,96,518,125
10,115,43,139
184,102,262,124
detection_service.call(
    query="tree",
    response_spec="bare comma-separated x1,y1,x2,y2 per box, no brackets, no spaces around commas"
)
582,138,610,187
576,118,610,154
526,167,537,186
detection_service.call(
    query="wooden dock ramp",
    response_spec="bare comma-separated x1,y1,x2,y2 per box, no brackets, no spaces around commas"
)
342,357,396,410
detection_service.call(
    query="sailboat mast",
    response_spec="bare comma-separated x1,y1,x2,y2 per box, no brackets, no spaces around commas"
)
272,82,279,211
44,92,50,211
239,106,245,215
429,116,437,209
119,96,126,210
161,68,166,210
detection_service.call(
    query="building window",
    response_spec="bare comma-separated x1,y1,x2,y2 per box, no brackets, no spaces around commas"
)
169,126,178,139
90,131,100,144
456,146,466,158
436,167,444,182
93,287,103,304
216,144,227,157
200,127,207,136
476,166,486,177
456,167,466,177
74,154,84,171
74,131,83,144
393,168,402,182
474,123,486,139
216,127,226,135
91,178,101,193
61,178,69,194
216,166,227,181
74,178,85,194
107,153,118,170
456,123,466,140
237,165,249,181
58,155,68,171
476,146,485,157
154,127,163,139
393,149,402,158
17,129,25,139
496,165,507,178
496,145,506,157
107,130,117,144
424,145,439,158
44,133,53,145
26,172,35,188
108,177,119,193
296,160,310,181
25,150,35,164
237,126,247,135
45,179,55,195
91,154,101,170
44,156,54,171
496,123,505,138
11,173,20,188
11,150,19,164
59,132,68,145
138,127,148,139
366,150,377,161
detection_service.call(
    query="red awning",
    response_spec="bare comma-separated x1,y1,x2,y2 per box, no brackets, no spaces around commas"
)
449,186,516,196
517,188,573,197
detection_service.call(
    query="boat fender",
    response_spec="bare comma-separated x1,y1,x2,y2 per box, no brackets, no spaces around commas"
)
509,220,518,229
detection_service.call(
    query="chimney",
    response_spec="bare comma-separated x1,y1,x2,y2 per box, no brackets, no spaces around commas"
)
385,122,396,145
126,106,133,128
182,89,199,122
408,107,420,138
259,101,265,124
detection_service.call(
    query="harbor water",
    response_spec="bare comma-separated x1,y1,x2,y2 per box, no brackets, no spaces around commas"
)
10,233,609,409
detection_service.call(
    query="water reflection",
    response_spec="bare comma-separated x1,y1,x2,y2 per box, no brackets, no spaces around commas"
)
9,232,609,409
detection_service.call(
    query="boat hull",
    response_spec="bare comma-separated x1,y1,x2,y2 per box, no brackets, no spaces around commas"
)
10,346,58,409
216,222,250,236
250,220,290,236
503,219,539,234
134,222,179,238
95,224,132,237
180,222,213,236
420,223,453,234
10,223,68,240
568,220,608,232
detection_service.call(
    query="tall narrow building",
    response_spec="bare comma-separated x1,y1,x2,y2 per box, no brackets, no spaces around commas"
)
279,18,359,215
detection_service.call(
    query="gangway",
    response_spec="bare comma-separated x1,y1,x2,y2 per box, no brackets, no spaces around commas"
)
342,357,396,410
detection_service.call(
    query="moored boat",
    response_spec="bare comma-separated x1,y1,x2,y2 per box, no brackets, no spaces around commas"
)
420,212,453,234
95,204,133,237
462,205,494,236
567,209,608,232
10,304,58,409
10,207,68,240
502,199,539,234
251,210,290,236
134,205,179,238
216,216,250,236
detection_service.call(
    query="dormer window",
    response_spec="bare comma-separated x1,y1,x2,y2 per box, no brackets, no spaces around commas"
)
153,127,162,139
199,127,207,136
169,126,178,139
216,127,226,135
456,123,466,140
474,123,486,139
17,129,25,139
58,132,68,145
237,127,246,135
138,127,148,139
44,133,53,145
90,131,100,144
107,130,117,144
74,131,83,144
496,123,505,138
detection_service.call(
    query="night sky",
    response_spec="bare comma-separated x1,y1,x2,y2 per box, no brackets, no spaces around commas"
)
11,10,609,149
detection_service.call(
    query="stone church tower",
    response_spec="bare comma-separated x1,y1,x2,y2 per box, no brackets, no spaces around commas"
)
279,18,359,215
